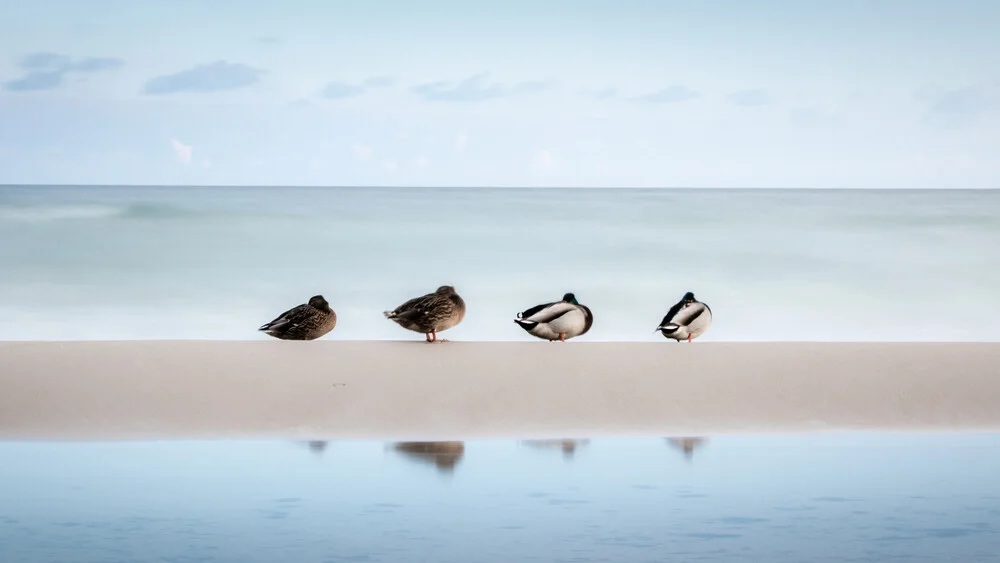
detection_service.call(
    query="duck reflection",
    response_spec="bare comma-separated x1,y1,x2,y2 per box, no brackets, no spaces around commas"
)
306,441,329,455
392,442,465,473
666,437,707,460
292,440,329,456
520,439,590,460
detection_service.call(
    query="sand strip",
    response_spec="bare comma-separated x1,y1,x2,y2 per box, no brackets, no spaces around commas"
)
1,341,998,441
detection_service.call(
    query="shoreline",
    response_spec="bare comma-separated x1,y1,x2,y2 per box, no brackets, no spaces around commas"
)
2,341,999,441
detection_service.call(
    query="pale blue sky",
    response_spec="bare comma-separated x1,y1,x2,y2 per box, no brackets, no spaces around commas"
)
0,0,997,188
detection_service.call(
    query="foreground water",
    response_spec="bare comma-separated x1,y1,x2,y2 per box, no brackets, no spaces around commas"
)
2,185,999,341
1,433,999,562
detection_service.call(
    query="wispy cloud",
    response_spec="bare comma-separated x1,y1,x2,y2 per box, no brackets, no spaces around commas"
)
534,149,554,170
632,85,700,103
916,83,1000,127
322,82,365,99
789,107,840,127
581,86,617,101
728,89,773,106
3,52,124,92
142,61,264,95
321,76,395,99
170,139,193,165
363,76,395,88
351,143,373,160
411,73,550,102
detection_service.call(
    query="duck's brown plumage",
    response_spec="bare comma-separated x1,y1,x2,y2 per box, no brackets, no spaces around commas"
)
383,285,466,341
258,295,337,341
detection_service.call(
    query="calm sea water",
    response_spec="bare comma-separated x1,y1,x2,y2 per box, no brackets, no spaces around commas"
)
1,433,998,562
1,185,998,341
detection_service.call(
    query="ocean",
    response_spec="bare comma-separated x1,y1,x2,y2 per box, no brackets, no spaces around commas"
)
2,433,999,562
1,185,998,342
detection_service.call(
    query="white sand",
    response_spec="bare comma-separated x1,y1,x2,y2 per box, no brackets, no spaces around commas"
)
1,341,998,441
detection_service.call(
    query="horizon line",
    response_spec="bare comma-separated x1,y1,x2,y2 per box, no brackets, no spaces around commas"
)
2,183,997,191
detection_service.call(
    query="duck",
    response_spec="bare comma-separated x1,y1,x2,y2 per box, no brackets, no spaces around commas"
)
258,294,337,340
514,292,594,342
656,291,712,342
383,285,466,342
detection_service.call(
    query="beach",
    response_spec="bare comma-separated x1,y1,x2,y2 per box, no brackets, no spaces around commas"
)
2,340,999,441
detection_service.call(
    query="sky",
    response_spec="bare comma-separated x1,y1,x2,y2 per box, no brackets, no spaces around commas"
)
0,0,998,188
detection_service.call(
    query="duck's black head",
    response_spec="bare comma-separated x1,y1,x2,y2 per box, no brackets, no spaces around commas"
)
308,295,331,311
562,292,579,305
682,291,696,302
436,285,457,296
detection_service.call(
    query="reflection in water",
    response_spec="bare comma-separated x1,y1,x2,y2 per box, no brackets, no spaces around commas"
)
392,442,465,473
666,437,708,460
307,441,328,455
291,440,329,455
520,439,590,460
2,434,1000,562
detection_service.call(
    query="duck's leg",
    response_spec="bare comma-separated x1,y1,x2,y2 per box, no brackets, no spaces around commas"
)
559,333,566,342
425,332,432,342
687,334,693,343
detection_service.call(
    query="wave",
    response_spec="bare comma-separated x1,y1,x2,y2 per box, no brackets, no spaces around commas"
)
0,202,200,223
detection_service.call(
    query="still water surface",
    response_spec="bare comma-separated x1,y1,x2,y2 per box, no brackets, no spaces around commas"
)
2,433,999,562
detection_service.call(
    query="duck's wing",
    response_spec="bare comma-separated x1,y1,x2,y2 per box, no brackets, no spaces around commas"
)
579,304,594,334
671,302,708,326
658,300,686,327
390,292,443,322
518,301,578,324
259,303,313,332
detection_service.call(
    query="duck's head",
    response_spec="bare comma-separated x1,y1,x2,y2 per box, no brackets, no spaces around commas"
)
436,285,457,296
562,292,579,305
682,292,696,302
308,295,331,311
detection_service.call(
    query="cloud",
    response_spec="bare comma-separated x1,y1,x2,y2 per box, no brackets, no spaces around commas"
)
351,143,373,160
411,73,549,102
789,107,840,127
5,72,64,91
363,76,395,88
322,82,365,99
581,87,617,101
632,86,700,103
728,89,773,106
534,150,553,169
320,76,396,99
3,52,124,92
171,139,193,165
381,159,398,173
453,132,469,151
255,36,282,45
916,83,1000,127
142,61,264,95
411,155,430,169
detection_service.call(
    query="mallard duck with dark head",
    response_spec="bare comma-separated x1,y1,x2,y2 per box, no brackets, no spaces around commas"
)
514,292,594,342
656,291,712,342
383,285,466,342
258,295,337,340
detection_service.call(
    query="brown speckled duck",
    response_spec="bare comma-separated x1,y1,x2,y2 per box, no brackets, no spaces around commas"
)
258,295,337,340
383,285,466,343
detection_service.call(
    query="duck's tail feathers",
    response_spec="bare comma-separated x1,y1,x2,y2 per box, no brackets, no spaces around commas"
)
657,323,680,334
383,311,396,319
514,318,538,331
